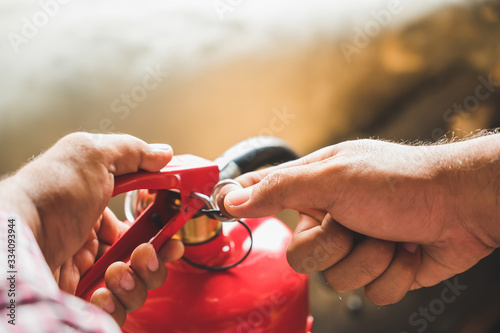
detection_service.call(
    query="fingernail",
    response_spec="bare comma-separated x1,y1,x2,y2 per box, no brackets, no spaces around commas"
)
149,143,172,153
102,296,115,314
403,242,418,254
225,187,252,207
120,271,135,291
147,251,159,272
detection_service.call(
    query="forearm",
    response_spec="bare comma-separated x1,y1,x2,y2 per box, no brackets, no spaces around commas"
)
0,176,42,252
0,210,120,331
435,133,500,248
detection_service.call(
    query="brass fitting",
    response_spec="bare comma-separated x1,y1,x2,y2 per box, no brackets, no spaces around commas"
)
124,189,222,245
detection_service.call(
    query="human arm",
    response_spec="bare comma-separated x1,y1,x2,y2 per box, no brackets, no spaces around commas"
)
0,132,184,326
222,134,500,305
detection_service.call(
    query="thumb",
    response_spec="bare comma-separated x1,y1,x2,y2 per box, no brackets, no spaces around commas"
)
96,135,173,175
224,164,335,218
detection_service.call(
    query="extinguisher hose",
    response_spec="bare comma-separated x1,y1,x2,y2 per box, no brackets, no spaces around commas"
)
215,136,298,180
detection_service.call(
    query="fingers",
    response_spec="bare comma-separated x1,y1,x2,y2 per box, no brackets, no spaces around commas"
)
224,161,340,218
324,238,395,292
287,213,420,306
220,144,348,218
104,261,148,313
90,288,127,326
104,138,173,175
129,243,168,290
103,243,171,313
215,182,241,218
57,258,81,294
286,214,353,274
97,208,129,258
365,243,420,305
223,173,284,218
157,238,185,263
322,241,420,306
94,239,183,326
230,144,343,188
97,208,123,246
57,132,173,176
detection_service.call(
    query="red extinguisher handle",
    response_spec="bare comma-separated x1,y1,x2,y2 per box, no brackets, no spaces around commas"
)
76,154,219,301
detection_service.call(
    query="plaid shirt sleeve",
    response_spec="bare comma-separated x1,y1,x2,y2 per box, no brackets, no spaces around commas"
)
0,211,121,333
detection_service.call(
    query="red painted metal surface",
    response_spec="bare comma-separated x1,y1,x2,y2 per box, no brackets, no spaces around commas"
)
122,216,311,333
76,153,312,332
76,155,219,300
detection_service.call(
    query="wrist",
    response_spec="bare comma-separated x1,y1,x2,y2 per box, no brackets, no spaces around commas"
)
435,134,500,248
0,176,44,256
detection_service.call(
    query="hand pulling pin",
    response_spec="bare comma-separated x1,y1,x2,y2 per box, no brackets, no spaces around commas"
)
191,179,243,222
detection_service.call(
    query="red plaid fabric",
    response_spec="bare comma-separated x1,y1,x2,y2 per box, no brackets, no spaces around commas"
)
0,211,120,332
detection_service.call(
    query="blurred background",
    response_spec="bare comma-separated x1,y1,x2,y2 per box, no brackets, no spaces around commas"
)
1,0,500,332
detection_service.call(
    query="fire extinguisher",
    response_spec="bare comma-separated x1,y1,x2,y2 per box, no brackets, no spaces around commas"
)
76,137,313,333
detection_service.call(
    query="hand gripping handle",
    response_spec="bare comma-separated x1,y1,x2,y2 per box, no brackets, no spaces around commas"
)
76,155,219,300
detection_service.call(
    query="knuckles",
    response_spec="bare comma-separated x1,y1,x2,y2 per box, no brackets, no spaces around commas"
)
285,246,308,274
286,231,353,275
58,132,97,150
56,132,108,164
364,284,404,306
259,170,288,201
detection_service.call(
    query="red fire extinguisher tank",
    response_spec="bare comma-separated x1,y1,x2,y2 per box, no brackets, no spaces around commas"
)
122,216,313,333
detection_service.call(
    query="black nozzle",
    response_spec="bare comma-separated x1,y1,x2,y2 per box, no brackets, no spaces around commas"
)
215,136,298,179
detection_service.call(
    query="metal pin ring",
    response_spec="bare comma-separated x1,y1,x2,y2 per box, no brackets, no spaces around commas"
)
191,179,242,222
189,192,215,210
210,179,242,222
210,179,243,211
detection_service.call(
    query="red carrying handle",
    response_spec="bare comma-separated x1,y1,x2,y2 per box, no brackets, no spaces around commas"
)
76,154,219,300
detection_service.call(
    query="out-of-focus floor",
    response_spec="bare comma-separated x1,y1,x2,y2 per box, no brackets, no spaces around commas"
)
309,244,500,333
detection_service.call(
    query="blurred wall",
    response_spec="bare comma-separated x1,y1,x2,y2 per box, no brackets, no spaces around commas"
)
1,0,498,173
